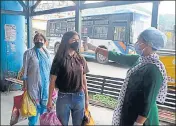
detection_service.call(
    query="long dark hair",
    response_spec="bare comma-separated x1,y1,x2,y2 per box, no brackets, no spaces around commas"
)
54,31,82,63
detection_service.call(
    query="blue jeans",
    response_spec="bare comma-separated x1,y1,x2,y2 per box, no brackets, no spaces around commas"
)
56,91,85,126
28,103,47,126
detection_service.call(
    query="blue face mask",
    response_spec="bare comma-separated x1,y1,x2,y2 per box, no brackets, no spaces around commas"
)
134,43,143,56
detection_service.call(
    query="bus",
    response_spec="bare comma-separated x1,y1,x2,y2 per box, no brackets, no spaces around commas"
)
46,9,151,63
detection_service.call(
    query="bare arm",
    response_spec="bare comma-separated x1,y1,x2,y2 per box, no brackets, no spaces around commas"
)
83,74,89,106
97,47,139,67
87,43,108,57
48,75,57,104
87,43,97,51
87,43,139,67
82,57,90,109
48,54,59,104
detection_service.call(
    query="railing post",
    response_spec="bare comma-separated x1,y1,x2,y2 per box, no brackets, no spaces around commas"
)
101,78,106,94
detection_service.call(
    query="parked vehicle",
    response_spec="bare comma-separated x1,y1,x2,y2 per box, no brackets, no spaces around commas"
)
46,9,151,63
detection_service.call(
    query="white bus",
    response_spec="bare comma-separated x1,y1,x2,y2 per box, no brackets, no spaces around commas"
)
46,9,151,63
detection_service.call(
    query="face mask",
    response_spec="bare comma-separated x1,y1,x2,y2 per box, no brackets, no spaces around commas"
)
35,42,43,48
134,43,144,56
70,41,79,51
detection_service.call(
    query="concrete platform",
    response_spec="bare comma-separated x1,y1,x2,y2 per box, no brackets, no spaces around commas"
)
2,91,171,125
1,91,113,125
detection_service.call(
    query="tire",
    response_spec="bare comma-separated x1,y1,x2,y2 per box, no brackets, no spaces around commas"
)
54,43,60,54
96,47,108,64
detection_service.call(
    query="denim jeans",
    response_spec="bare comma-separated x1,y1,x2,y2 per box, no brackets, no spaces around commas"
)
56,91,85,126
28,102,47,126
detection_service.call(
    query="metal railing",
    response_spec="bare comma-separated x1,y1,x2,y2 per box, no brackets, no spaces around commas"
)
157,49,176,56
86,74,176,111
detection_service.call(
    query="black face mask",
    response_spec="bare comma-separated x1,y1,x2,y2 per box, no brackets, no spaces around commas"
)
35,42,43,48
70,41,79,51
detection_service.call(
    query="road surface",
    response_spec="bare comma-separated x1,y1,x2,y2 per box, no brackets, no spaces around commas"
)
85,58,129,79
49,51,129,79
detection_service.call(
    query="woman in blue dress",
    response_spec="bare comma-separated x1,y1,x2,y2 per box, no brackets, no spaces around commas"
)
23,33,51,125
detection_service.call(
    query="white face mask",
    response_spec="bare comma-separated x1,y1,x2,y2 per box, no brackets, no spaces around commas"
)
134,43,145,56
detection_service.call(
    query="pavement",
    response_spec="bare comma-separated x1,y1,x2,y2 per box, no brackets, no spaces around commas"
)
1,91,113,125
0,91,173,125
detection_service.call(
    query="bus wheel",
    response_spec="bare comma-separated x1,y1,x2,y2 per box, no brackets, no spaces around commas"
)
54,43,60,54
96,47,108,64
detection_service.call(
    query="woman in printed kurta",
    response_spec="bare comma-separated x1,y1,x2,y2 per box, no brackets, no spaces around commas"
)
23,33,51,125
96,27,168,126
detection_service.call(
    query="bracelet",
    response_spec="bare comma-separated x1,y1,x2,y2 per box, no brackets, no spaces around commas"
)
134,122,143,126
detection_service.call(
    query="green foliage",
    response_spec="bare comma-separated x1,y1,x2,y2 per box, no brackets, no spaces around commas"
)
89,93,118,108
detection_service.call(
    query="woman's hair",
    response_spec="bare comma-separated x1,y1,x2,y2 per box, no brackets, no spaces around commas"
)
33,33,47,42
55,31,82,63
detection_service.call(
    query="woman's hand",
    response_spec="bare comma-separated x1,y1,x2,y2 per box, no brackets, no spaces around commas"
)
22,86,27,91
47,99,53,110
133,122,143,126
85,100,89,110
22,80,27,91
47,75,57,110
87,43,97,51
135,115,146,125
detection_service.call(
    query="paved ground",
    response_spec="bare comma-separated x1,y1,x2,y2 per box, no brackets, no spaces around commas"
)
1,91,173,125
1,91,113,125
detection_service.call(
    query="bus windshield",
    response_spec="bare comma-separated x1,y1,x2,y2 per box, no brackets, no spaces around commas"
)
114,26,126,42
131,13,151,44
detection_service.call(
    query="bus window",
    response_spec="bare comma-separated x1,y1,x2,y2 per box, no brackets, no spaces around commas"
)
82,20,94,26
93,26,108,39
131,14,151,44
67,27,75,31
114,26,126,42
94,20,109,25
132,20,150,44
50,22,55,29
67,22,75,31
55,21,67,36
48,22,56,36
61,22,67,28
81,26,93,38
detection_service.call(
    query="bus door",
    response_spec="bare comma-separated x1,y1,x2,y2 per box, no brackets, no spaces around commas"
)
112,22,128,54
